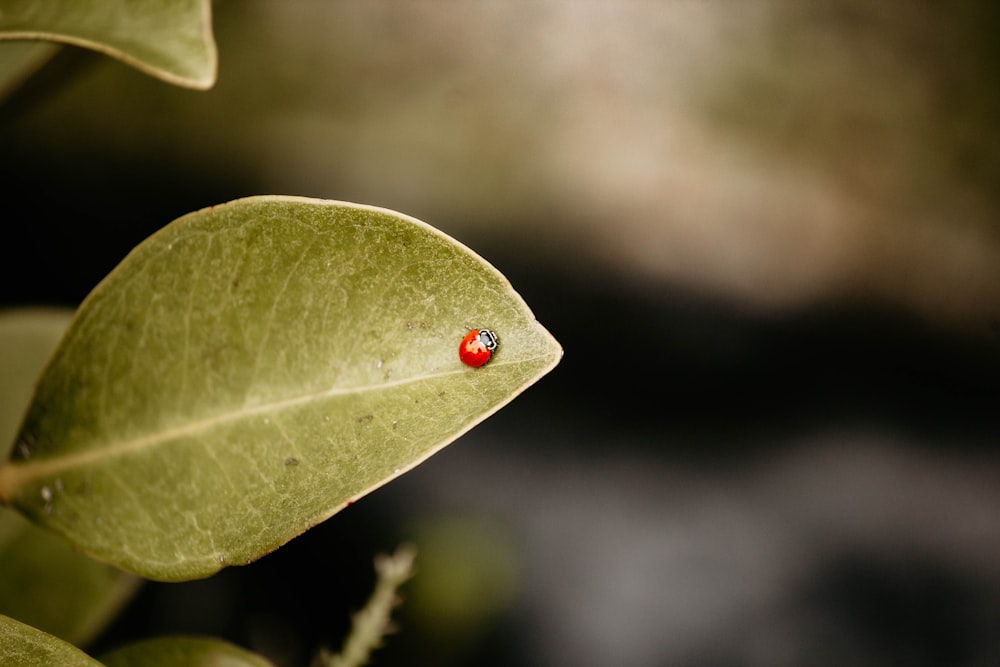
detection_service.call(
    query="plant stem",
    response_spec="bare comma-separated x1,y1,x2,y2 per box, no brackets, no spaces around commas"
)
313,544,417,667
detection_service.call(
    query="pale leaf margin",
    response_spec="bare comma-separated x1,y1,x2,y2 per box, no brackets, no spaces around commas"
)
0,0,217,89
0,196,563,581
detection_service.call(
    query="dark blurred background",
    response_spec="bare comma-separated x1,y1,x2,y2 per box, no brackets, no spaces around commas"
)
3,2,1000,665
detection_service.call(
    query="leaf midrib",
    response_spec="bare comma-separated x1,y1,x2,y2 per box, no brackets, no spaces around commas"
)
0,355,547,497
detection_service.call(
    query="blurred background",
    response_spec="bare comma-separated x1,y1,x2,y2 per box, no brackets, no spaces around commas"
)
2,1,1000,665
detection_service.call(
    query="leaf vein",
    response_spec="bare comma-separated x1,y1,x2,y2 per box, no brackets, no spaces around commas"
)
3,355,551,491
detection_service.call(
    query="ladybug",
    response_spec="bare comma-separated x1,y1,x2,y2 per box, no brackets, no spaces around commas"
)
459,328,498,368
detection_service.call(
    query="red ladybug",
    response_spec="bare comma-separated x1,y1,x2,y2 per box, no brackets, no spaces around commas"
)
459,329,498,368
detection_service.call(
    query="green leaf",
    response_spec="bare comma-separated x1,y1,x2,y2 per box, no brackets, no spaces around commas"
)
0,196,562,581
102,636,276,667
0,309,141,646
0,0,216,89
0,509,140,647
0,614,104,667
0,40,60,105
0,308,73,452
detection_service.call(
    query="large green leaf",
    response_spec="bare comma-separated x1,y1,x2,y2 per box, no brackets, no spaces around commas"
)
0,0,216,89
102,636,275,667
0,309,73,451
0,40,60,104
0,196,562,581
0,614,104,667
0,309,140,646
0,509,140,648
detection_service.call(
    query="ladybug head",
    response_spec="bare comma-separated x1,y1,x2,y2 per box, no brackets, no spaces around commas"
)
479,329,498,351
